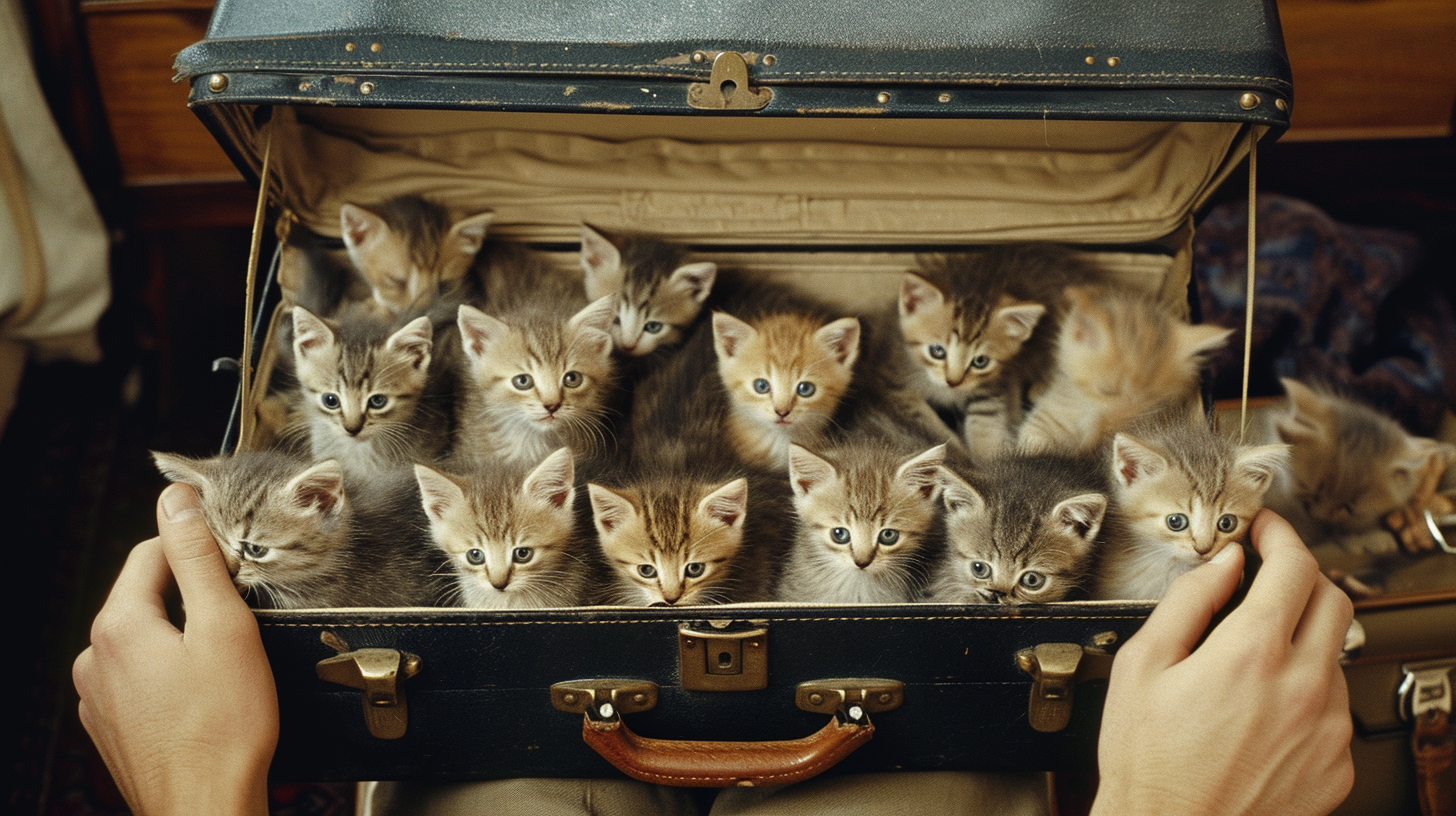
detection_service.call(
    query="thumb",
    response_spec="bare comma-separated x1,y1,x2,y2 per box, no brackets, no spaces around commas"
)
156,483,248,620
1122,542,1245,672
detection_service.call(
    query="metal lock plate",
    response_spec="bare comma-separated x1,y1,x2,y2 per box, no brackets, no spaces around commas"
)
1016,635,1117,733
316,646,422,740
687,51,773,111
679,625,768,691
1400,659,1456,721
795,679,905,716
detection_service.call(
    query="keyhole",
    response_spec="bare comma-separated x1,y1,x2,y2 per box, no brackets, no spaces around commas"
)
719,79,737,101
718,651,733,668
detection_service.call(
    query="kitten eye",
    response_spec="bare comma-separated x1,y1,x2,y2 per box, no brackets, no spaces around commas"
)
512,547,533,564
752,378,771,394
644,321,664,334
1165,513,1190,532
562,371,583,388
684,562,705,578
511,374,534,390
1217,514,1239,533
971,355,991,370
465,548,486,565
638,564,658,579
1019,571,1046,590
796,381,816,398
829,527,851,545
970,561,992,579
240,541,267,559
367,393,389,410
612,316,622,325
877,529,900,546
927,344,947,360
320,393,341,410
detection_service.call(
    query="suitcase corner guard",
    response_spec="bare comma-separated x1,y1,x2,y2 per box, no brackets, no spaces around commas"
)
551,678,903,787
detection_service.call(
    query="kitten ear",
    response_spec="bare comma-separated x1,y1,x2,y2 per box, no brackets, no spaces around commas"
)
815,317,861,368
1063,297,1105,350
899,272,945,318
414,464,466,524
579,225,624,301
292,306,336,360
667,262,718,306
698,478,748,530
457,304,510,361
1232,444,1291,495
896,444,948,500
151,451,215,495
1179,322,1234,362
1276,378,1328,443
1112,433,1169,488
385,316,433,371
712,312,756,360
523,448,576,511
938,469,985,516
1052,493,1107,546
788,444,838,499
340,203,391,269
588,484,638,535
992,301,1046,344
286,460,346,517
447,212,494,259
569,295,617,337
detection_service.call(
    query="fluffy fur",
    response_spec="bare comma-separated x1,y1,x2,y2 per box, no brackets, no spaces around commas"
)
340,196,493,318
579,225,718,357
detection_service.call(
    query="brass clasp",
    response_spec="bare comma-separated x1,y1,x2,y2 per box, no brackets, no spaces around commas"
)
1016,635,1118,733
551,679,660,719
679,624,769,691
315,633,421,740
1400,659,1456,722
795,679,905,716
687,51,773,111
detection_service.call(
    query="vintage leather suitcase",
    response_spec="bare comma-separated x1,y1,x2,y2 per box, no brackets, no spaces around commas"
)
172,0,1301,786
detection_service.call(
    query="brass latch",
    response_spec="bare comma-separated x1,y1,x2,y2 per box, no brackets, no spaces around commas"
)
1400,658,1456,722
688,51,773,111
551,679,660,717
795,679,905,716
1016,636,1117,733
316,632,421,740
679,624,768,691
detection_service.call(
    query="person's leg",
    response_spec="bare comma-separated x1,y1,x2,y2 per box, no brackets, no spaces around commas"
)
363,778,705,816
708,771,1051,816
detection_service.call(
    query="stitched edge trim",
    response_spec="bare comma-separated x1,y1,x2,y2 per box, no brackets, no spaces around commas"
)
259,614,1149,627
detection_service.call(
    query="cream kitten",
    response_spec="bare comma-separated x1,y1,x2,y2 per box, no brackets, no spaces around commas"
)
152,451,449,608
1017,286,1231,454
929,454,1111,604
1263,378,1456,554
290,304,446,479
340,196,493,318
713,310,861,470
1094,410,1289,600
413,448,595,609
777,442,946,604
579,225,718,357
587,469,788,606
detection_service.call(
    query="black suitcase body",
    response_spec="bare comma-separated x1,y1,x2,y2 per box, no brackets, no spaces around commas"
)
174,0,1291,784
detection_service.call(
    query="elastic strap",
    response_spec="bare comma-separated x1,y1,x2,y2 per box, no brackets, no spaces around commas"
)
241,121,275,449
1239,129,1257,442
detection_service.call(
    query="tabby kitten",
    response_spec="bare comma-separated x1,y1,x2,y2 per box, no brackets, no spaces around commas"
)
901,246,1104,459
929,454,1112,604
1017,286,1231,454
152,451,449,608
777,442,947,604
290,304,447,478
413,448,595,609
1263,378,1456,553
579,225,718,357
587,468,789,606
1094,409,1289,600
713,310,862,470
340,196,493,318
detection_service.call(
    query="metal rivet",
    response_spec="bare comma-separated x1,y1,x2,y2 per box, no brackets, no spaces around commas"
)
848,705,864,720
563,693,577,704
684,638,696,648
937,92,951,103
359,82,375,95
1275,98,1288,112
876,92,891,104
692,51,706,63
345,42,357,52
1106,56,1120,67
1091,631,1119,648
632,693,646,704
298,80,311,91
809,693,824,705
370,42,382,53
762,54,776,66
1239,92,1260,109
207,74,228,93
1085,56,1095,65
599,703,614,718
878,693,891,704
748,641,760,648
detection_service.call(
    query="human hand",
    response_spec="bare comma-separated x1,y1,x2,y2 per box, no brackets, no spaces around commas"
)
1092,509,1354,816
73,483,277,816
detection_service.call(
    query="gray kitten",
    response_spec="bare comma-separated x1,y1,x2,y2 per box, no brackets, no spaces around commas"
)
578,225,718,357
152,450,450,609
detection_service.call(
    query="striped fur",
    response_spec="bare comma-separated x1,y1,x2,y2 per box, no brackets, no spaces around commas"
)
580,226,717,357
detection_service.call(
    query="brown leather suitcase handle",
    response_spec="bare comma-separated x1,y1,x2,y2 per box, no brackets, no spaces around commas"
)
582,707,874,787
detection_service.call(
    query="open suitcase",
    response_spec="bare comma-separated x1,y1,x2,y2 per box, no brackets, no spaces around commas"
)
169,0,1456,804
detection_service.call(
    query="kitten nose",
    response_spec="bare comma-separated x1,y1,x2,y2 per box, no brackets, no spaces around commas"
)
343,415,365,435
852,549,876,569
980,588,1006,604
774,403,793,418
542,400,562,415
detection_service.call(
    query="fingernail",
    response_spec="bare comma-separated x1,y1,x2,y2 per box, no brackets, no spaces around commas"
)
1212,544,1241,565
160,483,201,520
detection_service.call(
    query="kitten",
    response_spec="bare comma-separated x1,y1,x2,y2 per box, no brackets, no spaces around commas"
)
413,448,596,609
776,442,946,604
578,225,718,357
1017,286,1232,454
900,245,1106,459
340,196,493,318
929,453,1112,604
289,304,449,478
152,451,449,608
586,468,789,606
1262,378,1456,553
1093,409,1289,600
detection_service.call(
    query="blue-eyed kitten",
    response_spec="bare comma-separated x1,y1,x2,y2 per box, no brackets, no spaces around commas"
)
579,225,718,357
